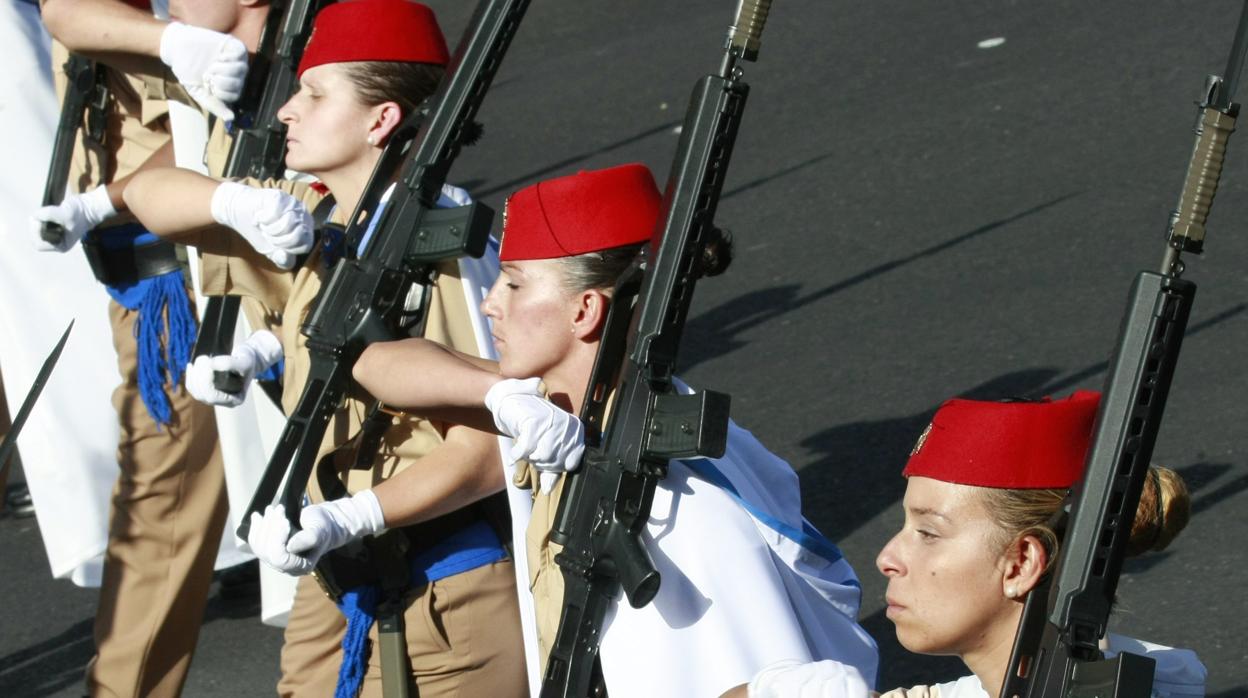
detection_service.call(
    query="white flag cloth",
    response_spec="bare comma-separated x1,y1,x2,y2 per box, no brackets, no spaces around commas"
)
459,240,879,696
593,379,880,697
457,236,543,696
167,95,302,623
0,1,120,587
1,0,251,585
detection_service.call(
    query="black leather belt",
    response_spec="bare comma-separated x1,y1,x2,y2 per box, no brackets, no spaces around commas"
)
312,506,484,602
82,236,182,286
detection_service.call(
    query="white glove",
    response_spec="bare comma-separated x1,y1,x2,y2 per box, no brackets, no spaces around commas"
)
247,490,386,576
485,377,585,494
748,659,872,698
184,329,282,407
159,22,248,122
28,185,116,252
211,181,314,269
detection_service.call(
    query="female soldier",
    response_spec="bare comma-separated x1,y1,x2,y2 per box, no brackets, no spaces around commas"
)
352,163,881,697
122,1,527,696
734,391,1206,698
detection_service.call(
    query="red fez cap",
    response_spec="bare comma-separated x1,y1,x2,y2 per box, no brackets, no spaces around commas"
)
298,0,450,78
903,390,1101,489
499,164,662,262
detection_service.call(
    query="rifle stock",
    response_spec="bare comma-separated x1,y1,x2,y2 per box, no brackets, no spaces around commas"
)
1001,4,1247,697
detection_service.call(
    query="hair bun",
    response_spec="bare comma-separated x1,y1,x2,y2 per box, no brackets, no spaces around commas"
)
1127,465,1190,556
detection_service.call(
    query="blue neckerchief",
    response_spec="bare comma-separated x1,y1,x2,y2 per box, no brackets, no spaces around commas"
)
333,519,507,697
88,224,195,427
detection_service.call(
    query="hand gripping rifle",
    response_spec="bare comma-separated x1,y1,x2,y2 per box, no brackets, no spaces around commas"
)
540,2,772,696
236,0,531,539
1000,5,1248,698
39,54,109,247
191,0,332,399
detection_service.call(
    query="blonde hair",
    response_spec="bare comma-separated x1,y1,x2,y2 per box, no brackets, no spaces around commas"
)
980,465,1190,571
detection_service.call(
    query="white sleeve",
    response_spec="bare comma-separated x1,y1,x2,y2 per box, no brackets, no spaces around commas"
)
748,659,871,698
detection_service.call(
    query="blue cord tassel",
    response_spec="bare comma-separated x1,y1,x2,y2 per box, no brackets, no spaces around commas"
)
132,272,196,427
336,585,380,698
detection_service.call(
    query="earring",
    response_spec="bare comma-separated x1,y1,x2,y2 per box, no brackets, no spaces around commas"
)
367,135,377,146
1006,587,1017,599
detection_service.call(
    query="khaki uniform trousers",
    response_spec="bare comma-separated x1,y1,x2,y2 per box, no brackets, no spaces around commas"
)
85,300,228,698
278,559,528,698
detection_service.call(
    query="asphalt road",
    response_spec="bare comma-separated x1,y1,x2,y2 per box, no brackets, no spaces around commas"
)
3,0,1246,695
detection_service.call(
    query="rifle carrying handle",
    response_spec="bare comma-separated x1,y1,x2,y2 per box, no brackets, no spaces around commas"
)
1169,105,1236,254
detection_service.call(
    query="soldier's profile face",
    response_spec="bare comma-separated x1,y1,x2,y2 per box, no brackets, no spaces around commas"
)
481,259,580,380
278,64,379,176
876,477,1017,658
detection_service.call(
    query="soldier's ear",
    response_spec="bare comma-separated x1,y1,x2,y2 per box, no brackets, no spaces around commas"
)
367,102,404,147
1001,533,1049,600
571,289,610,341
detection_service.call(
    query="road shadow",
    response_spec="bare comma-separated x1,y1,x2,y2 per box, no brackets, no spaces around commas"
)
683,194,1078,370
0,567,263,698
0,618,93,697
799,368,1063,542
475,120,680,198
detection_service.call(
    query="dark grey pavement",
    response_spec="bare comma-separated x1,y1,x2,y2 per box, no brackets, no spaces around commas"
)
3,0,1246,695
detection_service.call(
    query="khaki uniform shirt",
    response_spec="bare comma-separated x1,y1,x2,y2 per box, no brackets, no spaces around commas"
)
53,42,171,224
187,179,483,499
514,459,562,666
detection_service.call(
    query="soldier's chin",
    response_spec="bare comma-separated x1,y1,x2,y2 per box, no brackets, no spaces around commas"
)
893,623,940,655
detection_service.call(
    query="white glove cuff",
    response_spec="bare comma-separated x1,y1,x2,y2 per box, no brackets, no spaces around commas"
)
242,330,284,371
81,184,118,226
351,489,387,536
158,22,189,67
210,180,246,228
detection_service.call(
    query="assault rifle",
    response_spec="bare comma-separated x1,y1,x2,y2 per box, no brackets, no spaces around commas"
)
192,0,332,399
1000,4,1248,698
39,54,108,247
540,1,772,695
237,0,531,538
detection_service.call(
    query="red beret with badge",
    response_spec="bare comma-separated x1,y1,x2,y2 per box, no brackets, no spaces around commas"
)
902,390,1101,489
499,163,663,262
298,0,450,77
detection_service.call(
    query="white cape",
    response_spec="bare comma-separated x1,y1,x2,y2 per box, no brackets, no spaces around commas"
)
0,0,244,587
166,97,296,624
594,380,880,697
456,256,878,696
458,237,543,697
